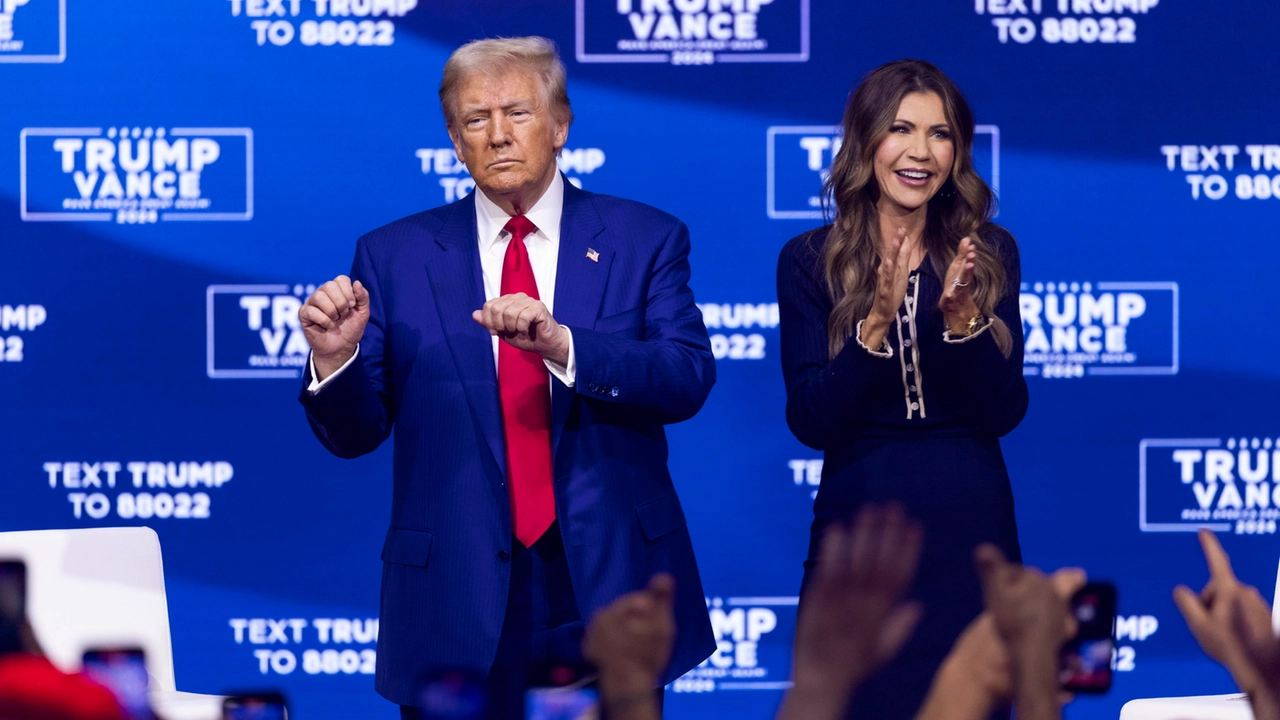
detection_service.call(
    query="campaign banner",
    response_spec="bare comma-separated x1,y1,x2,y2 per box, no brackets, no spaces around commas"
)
20,127,253,223
0,0,64,63
576,0,809,64
207,285,316,380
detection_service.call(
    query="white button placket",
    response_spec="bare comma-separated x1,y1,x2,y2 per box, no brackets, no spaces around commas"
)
896,274,927,420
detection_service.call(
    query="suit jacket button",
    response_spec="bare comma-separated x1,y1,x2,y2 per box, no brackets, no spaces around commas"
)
497,550,510,563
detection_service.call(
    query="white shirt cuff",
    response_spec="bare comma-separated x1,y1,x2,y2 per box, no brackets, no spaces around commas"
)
854,319,893,358
544,328,576,387
306,345,360,395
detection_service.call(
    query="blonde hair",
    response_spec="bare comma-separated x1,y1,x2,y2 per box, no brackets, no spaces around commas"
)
439,37,574,128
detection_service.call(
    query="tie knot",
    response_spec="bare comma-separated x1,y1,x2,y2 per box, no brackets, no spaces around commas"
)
503,215,537,243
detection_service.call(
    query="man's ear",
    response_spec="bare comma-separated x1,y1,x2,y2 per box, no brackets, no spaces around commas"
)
553,118,569,153
447,126,467,166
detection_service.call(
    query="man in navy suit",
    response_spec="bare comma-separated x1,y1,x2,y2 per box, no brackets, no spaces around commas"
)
298,36,716,716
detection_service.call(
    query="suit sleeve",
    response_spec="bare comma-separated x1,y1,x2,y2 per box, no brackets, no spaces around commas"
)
568,220,716,425
297,236,395,458
938,227,1029,437
777,234,903,451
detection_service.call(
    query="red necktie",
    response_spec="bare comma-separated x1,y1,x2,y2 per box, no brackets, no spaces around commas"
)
498,215,556,547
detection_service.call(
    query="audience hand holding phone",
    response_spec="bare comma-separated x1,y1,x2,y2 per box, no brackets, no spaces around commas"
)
777,504,924,720
1174,529,1280,720
916,566,1084,720
973,545,1078,720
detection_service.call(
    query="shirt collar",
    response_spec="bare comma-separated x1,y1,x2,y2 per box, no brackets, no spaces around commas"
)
474,171,565,252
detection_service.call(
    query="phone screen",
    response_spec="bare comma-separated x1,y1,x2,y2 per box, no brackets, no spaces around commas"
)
1059,582,1118,693
222,694,289,720
83,648,154,720
0,561,25,654
417,670,487,720
525,664,599,720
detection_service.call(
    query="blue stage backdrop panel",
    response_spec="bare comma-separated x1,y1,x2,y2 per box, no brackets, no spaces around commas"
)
2,1,1279,717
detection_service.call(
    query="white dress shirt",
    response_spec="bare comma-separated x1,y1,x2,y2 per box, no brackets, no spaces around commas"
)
307,173,576,394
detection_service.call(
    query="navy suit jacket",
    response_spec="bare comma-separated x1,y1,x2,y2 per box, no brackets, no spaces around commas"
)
299,178,718,705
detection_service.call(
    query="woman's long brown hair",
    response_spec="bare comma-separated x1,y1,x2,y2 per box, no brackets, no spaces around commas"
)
821,59,1012,358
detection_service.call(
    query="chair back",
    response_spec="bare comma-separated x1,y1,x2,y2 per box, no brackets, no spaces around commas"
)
0,526,176,691
1273,557,1280,634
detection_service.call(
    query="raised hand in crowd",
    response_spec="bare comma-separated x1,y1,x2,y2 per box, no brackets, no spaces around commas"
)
1174,528,1280,720
916,566,1084,720
581,573,676,720
969,545,1078,720
299,274,371,381
859,227,916,351
776,503,924,720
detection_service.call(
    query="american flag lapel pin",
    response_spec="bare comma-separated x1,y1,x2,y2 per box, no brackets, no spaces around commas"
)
586,248,599,263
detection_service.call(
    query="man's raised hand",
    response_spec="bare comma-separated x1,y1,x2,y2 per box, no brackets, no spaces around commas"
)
300,275,370,381
472,293,571,365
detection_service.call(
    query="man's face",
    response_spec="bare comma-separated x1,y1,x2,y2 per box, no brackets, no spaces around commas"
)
449,68,568,208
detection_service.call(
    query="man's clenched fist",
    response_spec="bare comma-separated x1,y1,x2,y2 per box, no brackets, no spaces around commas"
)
472,293,570,365
300,275,370,381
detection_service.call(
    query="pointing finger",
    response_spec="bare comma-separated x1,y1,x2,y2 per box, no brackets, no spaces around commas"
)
1198,529,1236,582
1173,584,1210,634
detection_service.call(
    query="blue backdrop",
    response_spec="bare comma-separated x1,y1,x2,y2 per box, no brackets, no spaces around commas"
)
3,0,1280,717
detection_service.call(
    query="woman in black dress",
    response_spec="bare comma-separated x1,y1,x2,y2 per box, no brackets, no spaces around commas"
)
777,59,1028,719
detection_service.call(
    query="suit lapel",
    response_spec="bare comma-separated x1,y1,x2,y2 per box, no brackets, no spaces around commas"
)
422,194,508,483
551,181,612,460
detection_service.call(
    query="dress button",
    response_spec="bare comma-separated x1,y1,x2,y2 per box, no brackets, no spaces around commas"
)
910,385,917,392
910,402,919,410
904,339,912,348
909,276,917,283
906,364,914,372
901,315,910,323
498,550,510,563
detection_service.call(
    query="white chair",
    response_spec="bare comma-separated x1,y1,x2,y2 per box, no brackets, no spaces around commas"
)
0,527,224,720
1118,558,1280,720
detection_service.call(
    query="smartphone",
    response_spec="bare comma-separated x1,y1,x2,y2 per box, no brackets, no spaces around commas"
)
416,670,487,720
83,647,155,720
1059,581,1118,693
525,663,599,720
0,560,25,655
222,692,289,720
